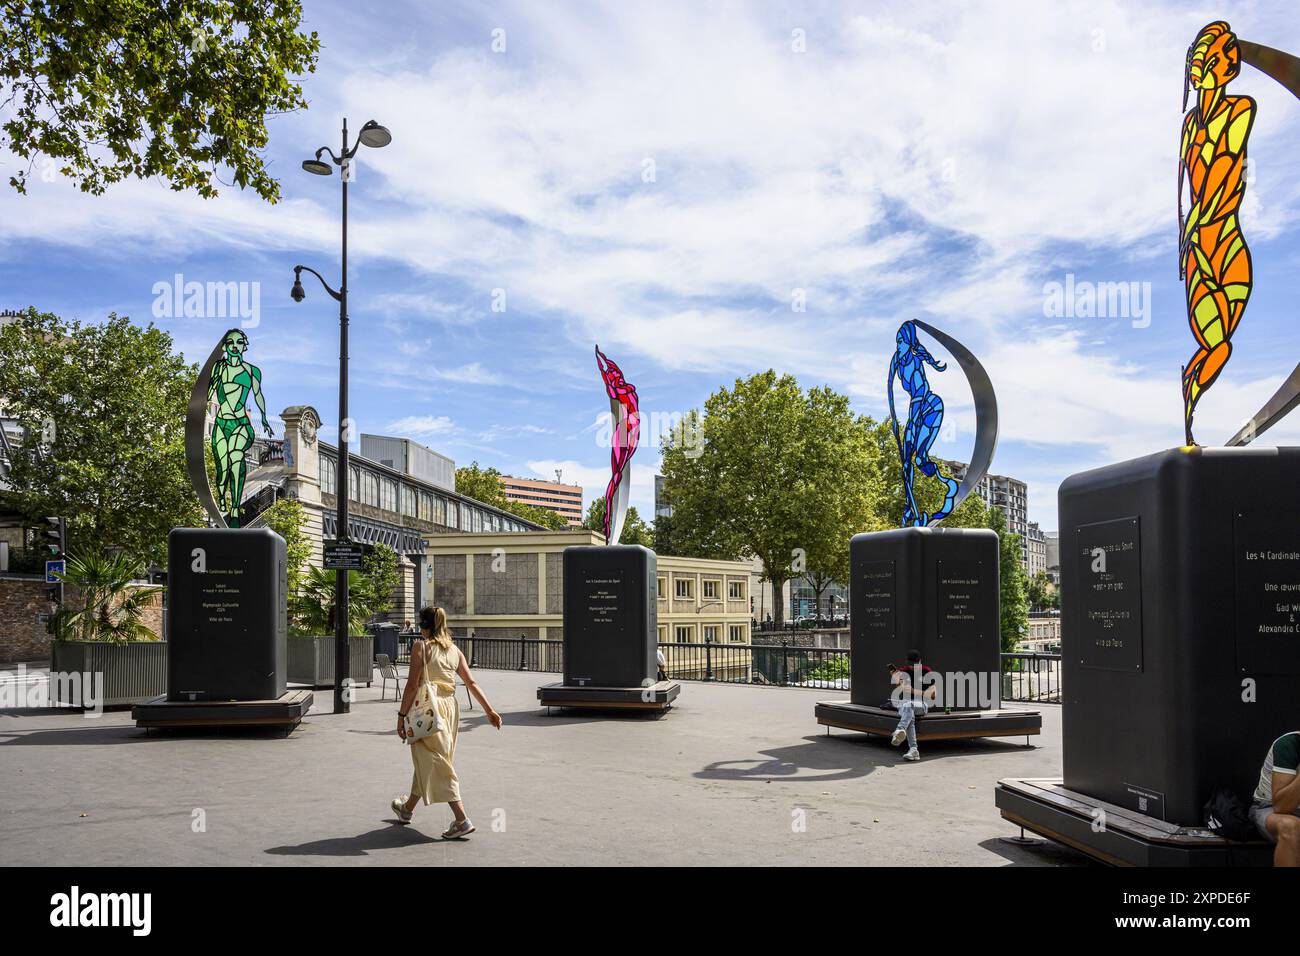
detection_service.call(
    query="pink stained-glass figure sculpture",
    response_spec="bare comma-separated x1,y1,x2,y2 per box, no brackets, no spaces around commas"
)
595,345,641,545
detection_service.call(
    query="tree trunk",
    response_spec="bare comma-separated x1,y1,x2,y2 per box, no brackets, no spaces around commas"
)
770,575,787,628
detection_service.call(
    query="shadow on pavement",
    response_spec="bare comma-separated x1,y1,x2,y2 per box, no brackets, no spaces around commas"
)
463,706,672,731
821,727,1039,761
0,723,300,745
0,723,160,745
977,835,1096,867
265,823,456,857
696,735,880,783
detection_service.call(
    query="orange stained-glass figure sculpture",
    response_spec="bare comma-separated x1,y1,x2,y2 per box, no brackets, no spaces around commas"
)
1179,21,1256,446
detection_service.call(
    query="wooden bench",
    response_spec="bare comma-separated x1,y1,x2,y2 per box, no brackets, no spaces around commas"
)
816,700,1041,743
537,680,680,715
995,777,1272,866
132,690,313,734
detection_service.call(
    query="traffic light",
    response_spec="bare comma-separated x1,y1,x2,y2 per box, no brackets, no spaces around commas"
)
42,516,65,557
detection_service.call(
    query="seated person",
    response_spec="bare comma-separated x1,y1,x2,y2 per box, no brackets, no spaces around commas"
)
1250,730,1300,867
887,650,937,762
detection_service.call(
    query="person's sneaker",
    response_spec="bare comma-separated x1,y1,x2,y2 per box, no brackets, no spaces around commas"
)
890,729,907,747
441,819,476,840
390,797,413,823
903,749,921,762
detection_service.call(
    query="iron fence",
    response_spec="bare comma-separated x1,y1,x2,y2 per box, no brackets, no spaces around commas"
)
999,652,1062,703
397,635,1062,701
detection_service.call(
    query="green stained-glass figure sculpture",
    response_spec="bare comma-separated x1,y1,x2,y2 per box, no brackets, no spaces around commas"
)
207,328,273,527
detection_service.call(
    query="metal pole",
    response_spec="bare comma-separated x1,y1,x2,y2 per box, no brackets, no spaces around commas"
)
334,117,351,715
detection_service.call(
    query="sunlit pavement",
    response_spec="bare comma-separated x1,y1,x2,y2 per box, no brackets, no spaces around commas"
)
0,667,1086,866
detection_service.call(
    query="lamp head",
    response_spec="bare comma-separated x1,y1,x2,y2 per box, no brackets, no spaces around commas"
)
301,157,333,176
290,269,306,303
358,120,391,148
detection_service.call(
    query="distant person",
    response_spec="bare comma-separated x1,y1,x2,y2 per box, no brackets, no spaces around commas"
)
656,647,667,682
392,605,502,839
1250,730,1300,866
888,650,937,762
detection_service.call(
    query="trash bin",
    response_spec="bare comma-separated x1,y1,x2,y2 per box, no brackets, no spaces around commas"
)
368,622,399,662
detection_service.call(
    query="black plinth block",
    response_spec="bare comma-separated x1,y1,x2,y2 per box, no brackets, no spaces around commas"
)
1060,447,1300,827
166,527,287,702
848,527,1000,708
561,545,657,689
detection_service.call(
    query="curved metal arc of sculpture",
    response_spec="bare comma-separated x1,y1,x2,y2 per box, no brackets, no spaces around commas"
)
909,320,999,520
185,339,229,529
1223,38,1300,446
595,345,640,546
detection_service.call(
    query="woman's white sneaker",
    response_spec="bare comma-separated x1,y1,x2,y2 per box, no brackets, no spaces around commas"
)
390,796,413,823
903,749,921,761
441,819,475,840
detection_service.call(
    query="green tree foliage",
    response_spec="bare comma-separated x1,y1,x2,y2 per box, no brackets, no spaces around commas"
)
361,541,400,620
258,498,310,597
289,542,400,636
989,508,1029,651
1027,570,1057,611
0,0,319,200
0,309,203,565
658,372,882,626
582,497,653,548
509,501,568,531
291,566,370,637
50,551,163,643
453,461,566,529
454,461,509,508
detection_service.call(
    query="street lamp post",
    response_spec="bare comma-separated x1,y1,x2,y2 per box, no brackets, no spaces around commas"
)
291,117,391,715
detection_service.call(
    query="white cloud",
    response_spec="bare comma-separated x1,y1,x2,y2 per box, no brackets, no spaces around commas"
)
384,414,458,438
8,1,1300,533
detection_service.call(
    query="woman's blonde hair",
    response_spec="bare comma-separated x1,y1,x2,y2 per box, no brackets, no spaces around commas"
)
418,605,453,649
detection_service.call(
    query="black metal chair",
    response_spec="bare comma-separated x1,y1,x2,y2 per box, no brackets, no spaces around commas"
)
376,654,402,701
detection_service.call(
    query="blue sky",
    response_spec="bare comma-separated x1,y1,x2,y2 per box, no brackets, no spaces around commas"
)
4,0,1300,532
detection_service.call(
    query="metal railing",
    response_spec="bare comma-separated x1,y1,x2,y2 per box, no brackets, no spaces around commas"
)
999,652,1062,703
396,635,1062,701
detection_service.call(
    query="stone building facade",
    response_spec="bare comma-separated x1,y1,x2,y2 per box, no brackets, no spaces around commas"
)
249,405,542,627
425,529,753,645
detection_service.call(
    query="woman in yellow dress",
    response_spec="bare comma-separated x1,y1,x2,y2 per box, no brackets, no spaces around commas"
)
392,606,502,839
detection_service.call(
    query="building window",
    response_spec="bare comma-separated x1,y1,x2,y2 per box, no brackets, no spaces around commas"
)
728,581,745,600
675,577,693,599
702,580,718,599
702,625,719,643
656,577,666,599
401,485,416,517
674,625,693,643
729,624,746,643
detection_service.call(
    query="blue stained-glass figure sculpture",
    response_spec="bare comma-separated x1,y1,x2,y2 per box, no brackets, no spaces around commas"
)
888,321,958,527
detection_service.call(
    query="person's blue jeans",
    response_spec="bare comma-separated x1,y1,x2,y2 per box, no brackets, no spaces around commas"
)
894,699,929,749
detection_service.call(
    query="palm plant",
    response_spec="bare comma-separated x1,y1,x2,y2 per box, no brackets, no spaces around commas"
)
50,552,163,644
290,565,372,636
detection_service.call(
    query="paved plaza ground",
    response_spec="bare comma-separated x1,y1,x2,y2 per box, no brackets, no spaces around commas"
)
0,666,1089,866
